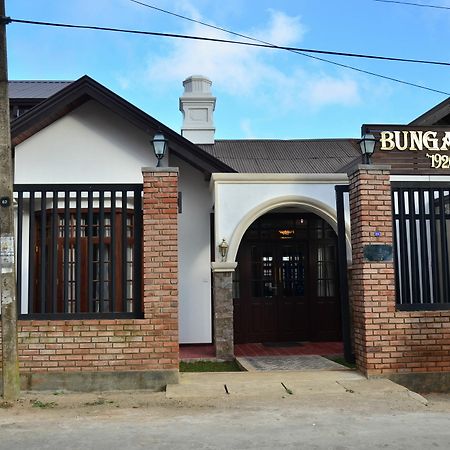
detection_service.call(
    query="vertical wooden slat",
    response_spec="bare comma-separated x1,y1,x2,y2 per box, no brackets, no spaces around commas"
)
99,190,105,312
438,189,449,303
133,187,143,314
87,190,94,312
392,190,401,305
408,189,420,304
28,190,36,314
417,189,430,304
40,190,47,313
16,191,23,315
110,190,117,312
63,192,70,313
429,188,441,303
51,190,58,313
122,190,127,312
75,191,82,313
397,188,411,305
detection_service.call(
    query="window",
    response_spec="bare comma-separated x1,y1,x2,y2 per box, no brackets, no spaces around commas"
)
15,185,143,317
393,183,450,309
35,210,135,314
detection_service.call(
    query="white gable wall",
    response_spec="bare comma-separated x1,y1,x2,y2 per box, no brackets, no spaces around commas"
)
15,100,158,183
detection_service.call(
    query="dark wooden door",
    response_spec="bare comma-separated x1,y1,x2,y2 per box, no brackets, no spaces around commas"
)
234,241,308,343
233,213,341,344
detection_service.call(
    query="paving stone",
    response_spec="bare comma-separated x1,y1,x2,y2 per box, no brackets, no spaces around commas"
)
238,355,348,371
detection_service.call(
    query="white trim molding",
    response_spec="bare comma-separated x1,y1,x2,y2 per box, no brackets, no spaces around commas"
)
210,172,349,190
225,195,351,263
211,262,238,272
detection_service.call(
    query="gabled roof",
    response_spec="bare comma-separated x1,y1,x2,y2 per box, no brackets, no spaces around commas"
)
410,96,450,126
9,80,73,100
199,139,361,173
11,75,234,176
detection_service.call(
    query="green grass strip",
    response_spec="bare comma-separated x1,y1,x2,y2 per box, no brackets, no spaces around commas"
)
180,360,242,372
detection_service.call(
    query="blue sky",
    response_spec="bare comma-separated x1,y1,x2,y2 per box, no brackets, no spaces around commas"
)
6,0,450,139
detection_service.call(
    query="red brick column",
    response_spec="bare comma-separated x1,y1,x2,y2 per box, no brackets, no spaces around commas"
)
142,167,179,371
348,165,396,376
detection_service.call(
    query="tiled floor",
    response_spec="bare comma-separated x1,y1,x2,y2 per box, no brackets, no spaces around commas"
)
235,341,343,357
240,355,347,371
180,344,216,360
180,342,343,360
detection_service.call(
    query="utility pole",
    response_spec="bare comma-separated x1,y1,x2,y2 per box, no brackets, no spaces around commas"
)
0,0,20,401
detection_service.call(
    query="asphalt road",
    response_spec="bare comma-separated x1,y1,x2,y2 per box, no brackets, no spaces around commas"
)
0,378,450,450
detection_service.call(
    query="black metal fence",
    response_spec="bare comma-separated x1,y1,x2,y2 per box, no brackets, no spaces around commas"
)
392,182,450,310
15,184,143,319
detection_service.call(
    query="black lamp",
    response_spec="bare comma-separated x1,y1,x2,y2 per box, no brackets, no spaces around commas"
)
152,132,168,167
359,133,377,165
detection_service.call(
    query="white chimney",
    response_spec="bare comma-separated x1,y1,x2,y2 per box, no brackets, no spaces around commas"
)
179,75,216,144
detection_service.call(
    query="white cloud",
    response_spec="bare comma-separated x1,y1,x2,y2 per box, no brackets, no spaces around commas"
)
116,74,131,90
146,4,361,112
303,76,360,109
255,9,307,46
240,119,256,138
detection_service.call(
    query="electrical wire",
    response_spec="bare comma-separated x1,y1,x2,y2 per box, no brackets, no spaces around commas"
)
8,17,450,67
128,0,450,96
6,15,450,96
374,0,450,11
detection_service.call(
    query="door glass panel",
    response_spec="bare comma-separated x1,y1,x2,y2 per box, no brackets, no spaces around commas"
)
232,265,240,299
251,246,275,298
280,246,305,297
317,243,336,297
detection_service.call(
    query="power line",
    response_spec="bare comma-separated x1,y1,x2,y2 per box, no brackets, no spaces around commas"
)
7,17,450,68
5,16,450,96
374,0,450,10
128,0,450,96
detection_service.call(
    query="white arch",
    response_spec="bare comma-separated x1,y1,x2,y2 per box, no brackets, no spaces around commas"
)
227,195,351,263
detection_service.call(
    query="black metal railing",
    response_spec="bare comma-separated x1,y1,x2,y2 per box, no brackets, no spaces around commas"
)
15,184,143,319
392,182,450,310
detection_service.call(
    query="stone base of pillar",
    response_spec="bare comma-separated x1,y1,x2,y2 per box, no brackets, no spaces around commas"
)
212,269,235,361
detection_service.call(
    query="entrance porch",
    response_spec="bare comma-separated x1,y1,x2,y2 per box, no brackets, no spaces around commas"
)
210,173,349,361
180,342,344,360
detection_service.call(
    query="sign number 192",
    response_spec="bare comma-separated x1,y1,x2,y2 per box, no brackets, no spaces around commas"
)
426,153,450,169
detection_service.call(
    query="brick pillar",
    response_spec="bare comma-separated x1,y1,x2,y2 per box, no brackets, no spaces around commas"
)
142,168,179,371
348,165,396,376
211,263,236,361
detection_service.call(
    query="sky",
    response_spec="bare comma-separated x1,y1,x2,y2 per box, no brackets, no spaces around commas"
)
6,0,450,140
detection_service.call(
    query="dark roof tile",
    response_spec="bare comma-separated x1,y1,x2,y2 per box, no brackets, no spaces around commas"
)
199,139,361,173
8,80,73,99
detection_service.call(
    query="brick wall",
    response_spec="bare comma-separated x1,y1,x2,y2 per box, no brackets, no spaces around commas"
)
349,165,450,376
1,168,179,376
17,319,172,373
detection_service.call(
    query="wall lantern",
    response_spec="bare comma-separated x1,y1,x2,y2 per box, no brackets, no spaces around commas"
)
152,131,168,167
218,238,229,262
359,133,377,165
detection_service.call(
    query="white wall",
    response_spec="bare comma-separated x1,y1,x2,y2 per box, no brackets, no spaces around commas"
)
14,100,215,343
210,174,350,264
171,155,213,343
14,100,159,184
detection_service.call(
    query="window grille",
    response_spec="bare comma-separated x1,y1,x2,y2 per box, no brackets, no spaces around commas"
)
14,184,143,319
392,182,450,310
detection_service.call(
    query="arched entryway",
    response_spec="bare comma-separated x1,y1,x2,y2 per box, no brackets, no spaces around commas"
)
233,211,341,344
